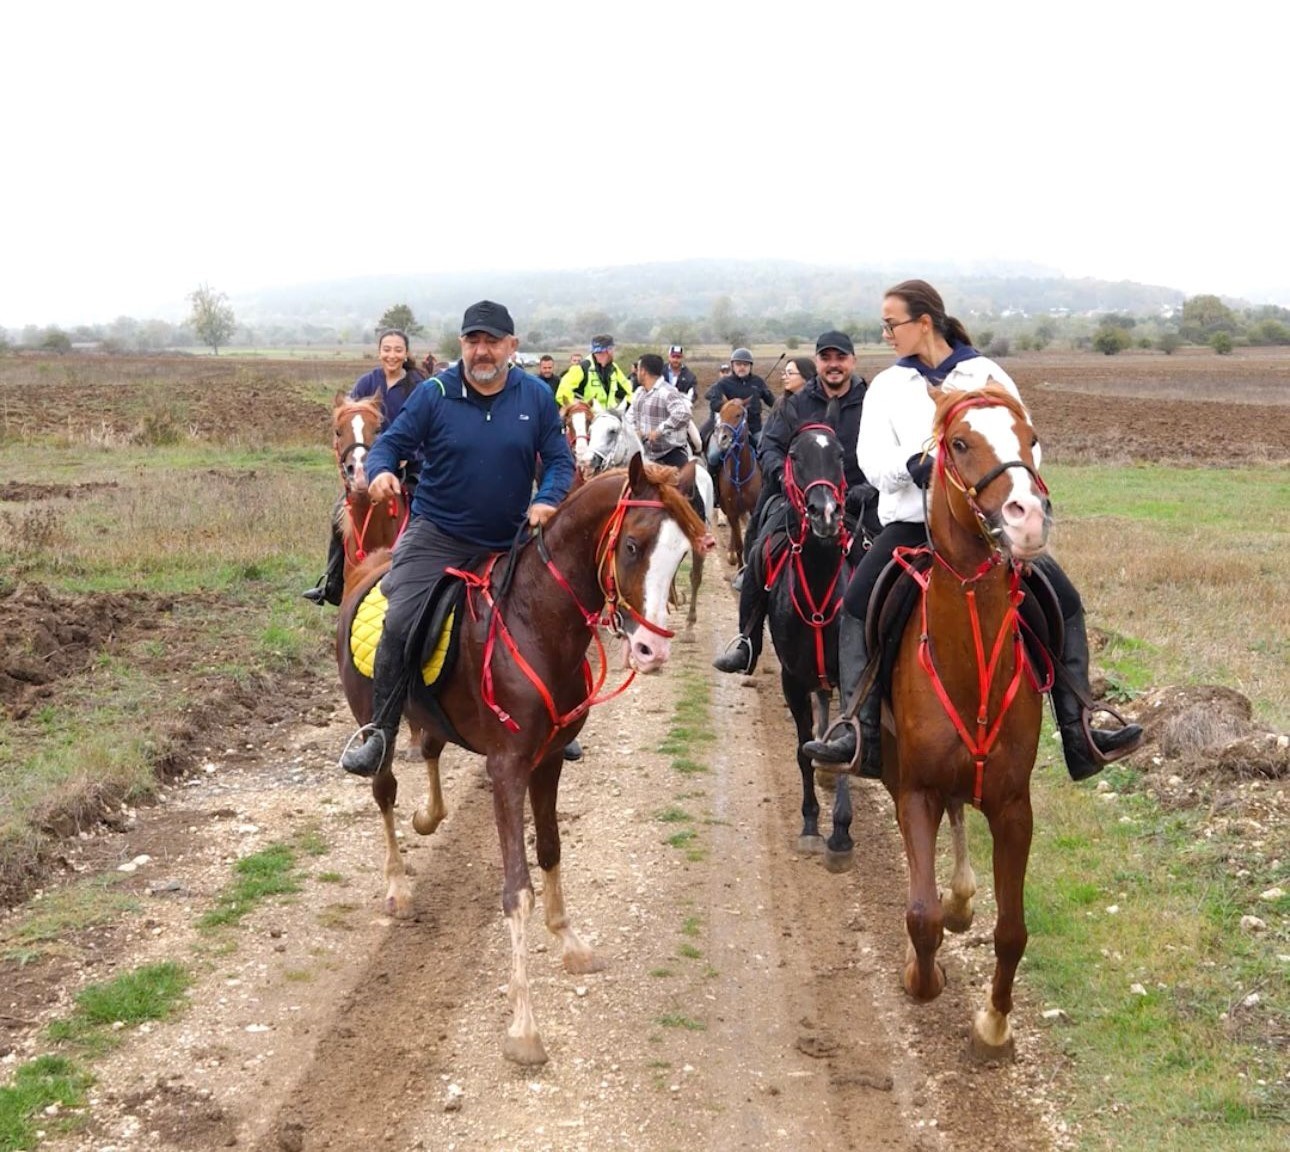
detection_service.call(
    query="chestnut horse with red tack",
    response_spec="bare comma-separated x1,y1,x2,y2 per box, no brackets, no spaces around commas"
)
331,393,409,599
337,457,708,1065
879,382,1052,1061
706,396,761,568
561,399,596,486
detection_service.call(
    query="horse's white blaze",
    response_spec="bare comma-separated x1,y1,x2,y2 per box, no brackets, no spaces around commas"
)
629,518,688,672
571,410,591,465
962,407,1047,557
349,413,370,484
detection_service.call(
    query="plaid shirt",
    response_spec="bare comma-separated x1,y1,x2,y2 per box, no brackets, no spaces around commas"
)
626,380,692,459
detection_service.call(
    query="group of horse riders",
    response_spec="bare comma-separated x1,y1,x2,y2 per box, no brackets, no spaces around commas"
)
309,285,1142,786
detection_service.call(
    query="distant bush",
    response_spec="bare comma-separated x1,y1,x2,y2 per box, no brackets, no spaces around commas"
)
785,336,800,350
1093,326,1132,355
985,337,1010,358
1210,331,1234,355
976,329,994,350
1157,332,1182,354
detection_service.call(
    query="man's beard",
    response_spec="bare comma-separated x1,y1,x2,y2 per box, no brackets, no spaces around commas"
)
468,362,501,385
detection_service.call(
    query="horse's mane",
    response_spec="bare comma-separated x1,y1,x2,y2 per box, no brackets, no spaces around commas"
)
560,463,706,546
931,381,1030,437
336,394,383,423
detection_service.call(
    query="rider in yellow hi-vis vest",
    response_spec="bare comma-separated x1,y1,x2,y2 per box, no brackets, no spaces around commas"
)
555,334,635,409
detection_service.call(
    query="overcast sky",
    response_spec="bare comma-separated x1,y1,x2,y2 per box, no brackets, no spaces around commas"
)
5,0,1287,326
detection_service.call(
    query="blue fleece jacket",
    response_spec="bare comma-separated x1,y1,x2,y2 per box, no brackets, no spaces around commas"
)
366,363,574,550
349,366,424,430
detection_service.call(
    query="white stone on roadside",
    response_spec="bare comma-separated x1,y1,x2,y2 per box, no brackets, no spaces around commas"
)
245,1024,270,1033
1240,915,1267,934
1129,983,1147,996
1041,1008,1070,1022
1242,992,1261,1009
1106,905,1120,915
1258,886,1284,901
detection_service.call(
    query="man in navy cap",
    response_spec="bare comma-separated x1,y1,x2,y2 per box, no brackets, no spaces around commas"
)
338,300,577,778
555,334,634,409
713,329,877,676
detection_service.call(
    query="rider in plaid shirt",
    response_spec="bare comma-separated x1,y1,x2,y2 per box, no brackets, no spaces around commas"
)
626,353,693,467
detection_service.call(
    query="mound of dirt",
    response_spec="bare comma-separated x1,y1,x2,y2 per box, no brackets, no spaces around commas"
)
0,481,120,502
1126,684,1288,779
0,583,167,719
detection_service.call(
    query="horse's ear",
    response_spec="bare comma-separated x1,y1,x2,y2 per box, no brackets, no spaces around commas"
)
628,452,644,488
333,389,348,408
739,396,752,409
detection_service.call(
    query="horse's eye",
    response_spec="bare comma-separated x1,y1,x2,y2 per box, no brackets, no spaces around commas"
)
624,537,640,559
1031,434,1040,450
951,437,968,453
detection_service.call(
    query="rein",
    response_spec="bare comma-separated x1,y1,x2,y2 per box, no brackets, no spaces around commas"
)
761,425,850,689
450,477,674,766
714,412,756,493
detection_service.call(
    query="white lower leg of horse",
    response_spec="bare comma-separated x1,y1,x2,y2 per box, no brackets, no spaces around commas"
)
380,805,412,919
412,753,446,835
506,888,539,1042
542,863,602,974
942,804,977,929
973,1003,1012,1049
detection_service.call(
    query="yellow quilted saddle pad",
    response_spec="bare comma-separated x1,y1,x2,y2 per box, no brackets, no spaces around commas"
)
350,584,456,687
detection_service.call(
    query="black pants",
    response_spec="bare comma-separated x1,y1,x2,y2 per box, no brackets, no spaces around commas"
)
649,445,690,468
378,518,484,659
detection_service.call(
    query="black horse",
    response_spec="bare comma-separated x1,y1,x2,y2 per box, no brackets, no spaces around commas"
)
762,423,856,870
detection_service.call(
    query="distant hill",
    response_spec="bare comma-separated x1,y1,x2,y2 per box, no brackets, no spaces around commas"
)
230,260,1189,336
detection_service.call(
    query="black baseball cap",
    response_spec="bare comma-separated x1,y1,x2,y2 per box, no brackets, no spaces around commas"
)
815,330,855,355
460,300,514,338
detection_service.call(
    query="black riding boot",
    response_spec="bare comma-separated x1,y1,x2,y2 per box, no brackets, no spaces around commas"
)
714,555,766,674
303,528,345,606
1052,610,1144,781
340,640,407,777
802,613,881,778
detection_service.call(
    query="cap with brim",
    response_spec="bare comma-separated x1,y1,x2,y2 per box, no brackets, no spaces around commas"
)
460,299,515,337
669,345,683,356
590,338,614,353
815,330,855,355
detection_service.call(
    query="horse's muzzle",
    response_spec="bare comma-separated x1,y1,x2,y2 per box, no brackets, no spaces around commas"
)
626,626,671,674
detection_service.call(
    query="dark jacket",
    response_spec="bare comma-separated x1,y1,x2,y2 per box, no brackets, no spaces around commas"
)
759,374,869,491
705,373,775,436
350,366,425,431
367,364,574,550
664,363,699,400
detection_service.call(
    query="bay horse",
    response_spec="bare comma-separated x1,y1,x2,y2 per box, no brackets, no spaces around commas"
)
337,456,707,1065
882,382,1051,1060
331,393,409,599
762,423,855,869
706,396,761,568
585,408,715,625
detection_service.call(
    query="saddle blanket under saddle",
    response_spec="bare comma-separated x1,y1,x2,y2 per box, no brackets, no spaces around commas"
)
349,582,461,688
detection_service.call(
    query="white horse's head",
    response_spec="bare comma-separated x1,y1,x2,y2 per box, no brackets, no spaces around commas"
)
586,407,639,476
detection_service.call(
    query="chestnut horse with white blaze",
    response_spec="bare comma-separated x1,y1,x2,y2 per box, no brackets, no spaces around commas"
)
331,393,409,599
884,383,1051,1060
707,395,761,568
336,457,707,1065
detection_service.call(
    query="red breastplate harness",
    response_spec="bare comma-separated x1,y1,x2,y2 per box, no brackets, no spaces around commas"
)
449,478,676,766
761,425,850,690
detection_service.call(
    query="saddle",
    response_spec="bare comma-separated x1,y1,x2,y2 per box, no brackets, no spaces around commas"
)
347,566,478,751
865,553,1064,698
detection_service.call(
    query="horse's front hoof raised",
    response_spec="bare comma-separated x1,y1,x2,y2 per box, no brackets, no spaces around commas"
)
823,847,853,874
941,896,975,934
503,1032,549,1066
412,806,445,836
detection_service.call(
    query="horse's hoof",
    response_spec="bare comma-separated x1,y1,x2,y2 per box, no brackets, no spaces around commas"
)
502,1032,549,1066
903,959,947,1001
823,847,853,874
941,901,975,934
412,807,445,836
385,891,414,920
967,1013,1016,1064
797,834,825,856
561,948,606,976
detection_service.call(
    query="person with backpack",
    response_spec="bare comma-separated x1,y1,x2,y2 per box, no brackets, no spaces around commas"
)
555,334,635,409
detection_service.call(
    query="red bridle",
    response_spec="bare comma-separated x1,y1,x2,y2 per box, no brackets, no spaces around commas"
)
895,395,1051,807
451,477,678,766
334,404,409,562
761,424,850,689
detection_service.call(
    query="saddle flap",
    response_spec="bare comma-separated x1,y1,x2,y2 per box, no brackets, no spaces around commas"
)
348,575,465,691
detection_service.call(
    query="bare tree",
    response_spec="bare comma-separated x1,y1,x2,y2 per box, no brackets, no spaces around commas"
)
189,283,237,355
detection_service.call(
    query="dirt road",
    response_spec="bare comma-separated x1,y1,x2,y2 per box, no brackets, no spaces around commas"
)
15,557,1069,1152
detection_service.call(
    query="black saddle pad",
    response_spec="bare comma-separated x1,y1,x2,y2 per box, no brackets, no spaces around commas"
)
866,553,1063,697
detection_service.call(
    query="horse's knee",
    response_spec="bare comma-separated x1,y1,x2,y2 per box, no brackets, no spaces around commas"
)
371,770,397,811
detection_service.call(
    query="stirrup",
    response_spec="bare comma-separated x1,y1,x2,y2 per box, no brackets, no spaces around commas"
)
1081,703,1142,766
807,716,859,771
339,724,388,776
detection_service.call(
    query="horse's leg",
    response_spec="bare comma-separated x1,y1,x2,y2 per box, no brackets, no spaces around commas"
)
371,764,412,919
729,508,744,569
411,731,448,836
897,787,947,1000
488,752,546,1066
687,548,704,627
783,671,823,854
970,796,1033,1061
941,800,977,933
529,753,605,976
824,766,854,873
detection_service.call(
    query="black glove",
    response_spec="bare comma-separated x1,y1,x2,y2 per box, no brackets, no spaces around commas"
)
844,483,877,518
906,453,934,489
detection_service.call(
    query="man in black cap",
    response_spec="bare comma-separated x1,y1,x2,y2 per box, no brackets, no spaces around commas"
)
713,329,877,676
337,300,578,777
662,345,698,401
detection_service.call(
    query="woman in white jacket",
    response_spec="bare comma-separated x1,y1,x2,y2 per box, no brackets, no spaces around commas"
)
804,280,1141,780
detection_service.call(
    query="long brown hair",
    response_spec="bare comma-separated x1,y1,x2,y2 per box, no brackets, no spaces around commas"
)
886,280,973,347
